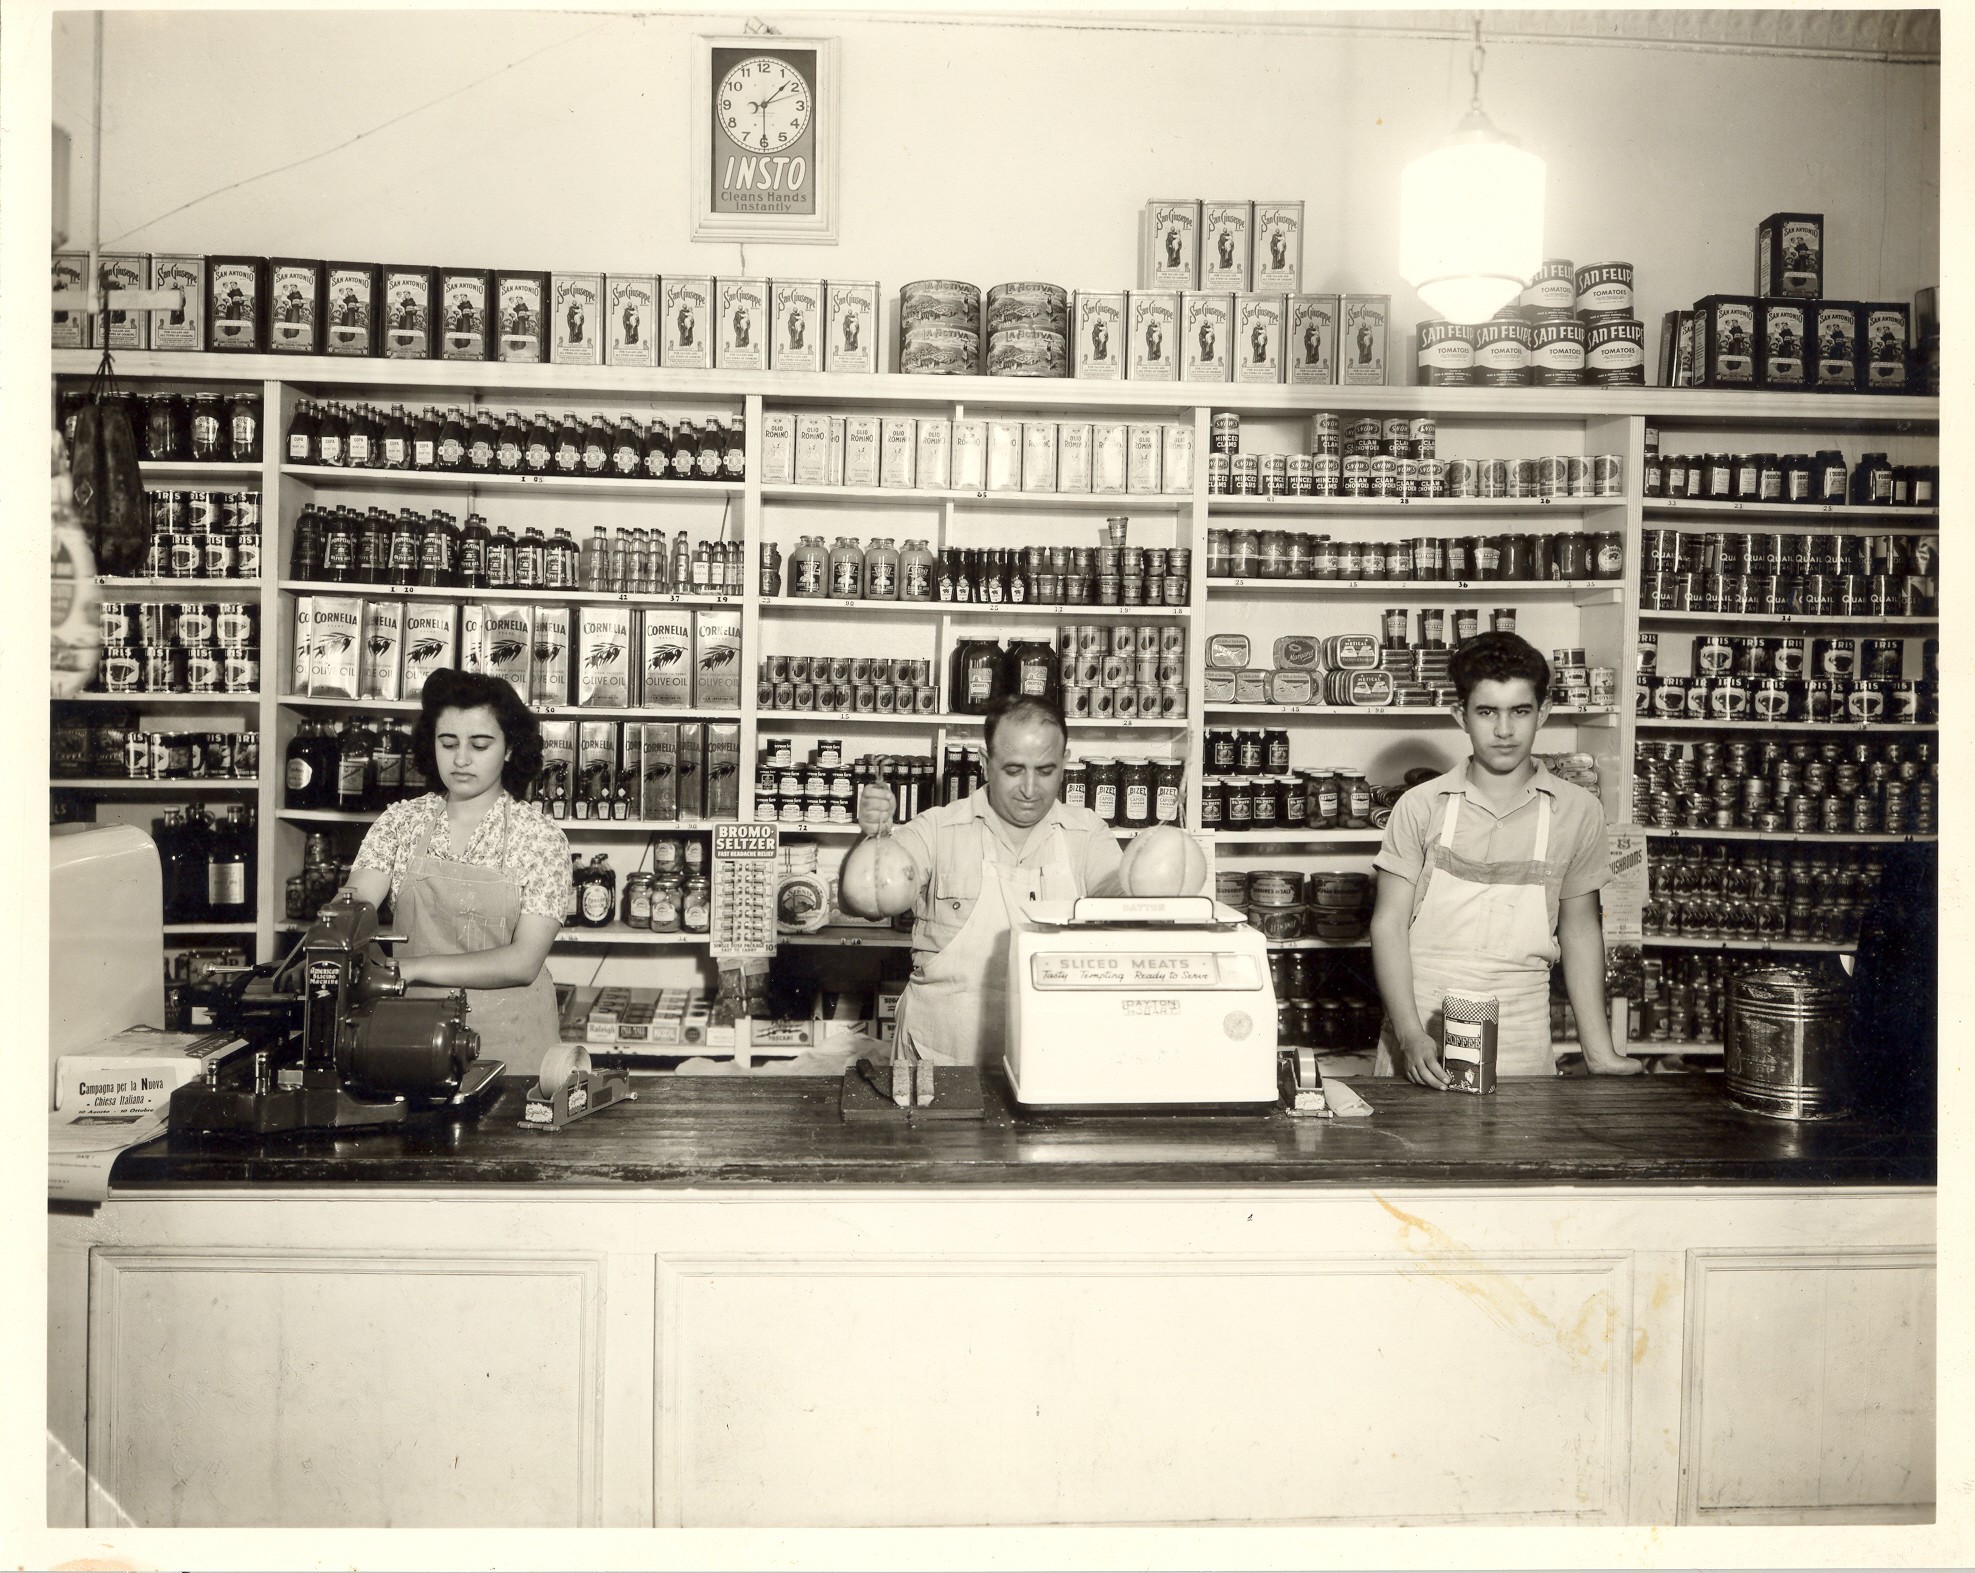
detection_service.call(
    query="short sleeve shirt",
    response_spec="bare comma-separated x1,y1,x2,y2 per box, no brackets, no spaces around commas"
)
352,792,574,921
1373,760,1609,925
887,795,1125,958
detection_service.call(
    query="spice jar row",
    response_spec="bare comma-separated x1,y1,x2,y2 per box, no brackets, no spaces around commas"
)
1208,527,1623,582
1633,736,1935,835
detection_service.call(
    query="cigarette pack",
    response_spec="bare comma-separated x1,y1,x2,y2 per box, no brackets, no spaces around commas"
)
400,602,459,698
1091,423,1130,494
1250,202,1304,294
661,275,713,370
494,271,548,363
771,278,824,372
639,723,679,821
715,277,769,371
551,272,603,365
538,721,577,811
986,421,1023,492
321,262,376,356
52,253,88,348
306,596,364,699
915,419,952,489
482,605,534,703
1340,294,1390,386
606,274,658,368
693,608,742,709
951,421,987,490
1126,290,1179,381
638,611,694,709
531,604,572,706
1288,293,1338,385
677,721,707,821
576,604,633,709
760,411,796,484
1139,200,1201,290
1022,423,1059,493
825,280,880,374
1073,290,1125,379
1057,424,1093,492
1234,291,1285,384
438,267,493,360
793,413,833,486
379,265,435,359
1200,201,1252,292
1180,291,1232,382
1127,425,1163,494
705,722,742,819
206,256,268,352
358,598,404,702
881,418,917,488
98,253,151,349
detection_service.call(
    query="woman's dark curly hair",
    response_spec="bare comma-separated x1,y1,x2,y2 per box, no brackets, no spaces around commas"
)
410,668,543,799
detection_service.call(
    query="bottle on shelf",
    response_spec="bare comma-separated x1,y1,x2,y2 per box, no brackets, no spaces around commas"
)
286,399,318,464
188,394,225,462
315,402,346,467
644,418,672,481
319,507,358,583
553,412,582,475
437,406,468,470
496,409,525,474
290,505,322,580
669,419,699,480
863,536,899,600
206,805,252,922
370,723,404,808
581,415,611,476
611,415,642,477
900,538,935,601
227,393,261,463
486,523,516,588
345,404,375,468
399,724,429,800
335,720,372,812
458,512,489,589
722,417,745,481
695,418,723,481
581,525,611,592
413,406,440,470
466,407,497,472
416,511,457,588
381,404,411,470
516,522,546,589
575,854,617,927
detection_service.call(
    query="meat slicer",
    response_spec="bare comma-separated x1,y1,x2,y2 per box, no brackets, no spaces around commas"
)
167,892,502,1135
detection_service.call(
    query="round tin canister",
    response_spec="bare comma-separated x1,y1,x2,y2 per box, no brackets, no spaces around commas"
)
900,279,983,328
985,281,1069,334
1521,259,1576,312
1529,318,1586,385
1724,964,1854,1120
986,327,1067,377
1471,319,1531,387
1574,262,1635,319
901,324,981,375
1416,321,1475,386
1586,318,1646,385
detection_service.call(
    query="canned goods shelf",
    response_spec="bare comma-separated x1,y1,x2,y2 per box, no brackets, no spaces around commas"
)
277,694,743,722
1637,610,1937,629
162,921,258,934
1206,703,1619,721
549,925,711,946
762,483,1188,511
763,598,1193,619
1640,828,1935,844
1635,717,1936,734
1210,577,1618,599
1643,499,1937,521
1642,936,1857,953
281,463,744,500
98,578,264,595
1207,496,1609,514
57,691,262,704
139,461,262,480
54,777,260,791
276,578,740,609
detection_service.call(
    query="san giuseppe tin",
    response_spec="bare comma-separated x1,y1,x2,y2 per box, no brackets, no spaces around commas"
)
605,274,658,368
95,254,151,350
1233,292,1284,384
662,276,714,369
148,255,208,353
1250,202,1303,294
51,254,87,349
322,262,378,356
1140,200,1201,290
715,277,768,371
1288,294,1338,385
1126,291,1179,381
1340,294,1389,385
1200,201,1252,292
551,272,604,366
825,281,879,373
439,268,494,360
771,279,824,372
495,271,548,363
1181,291,1232,382
1073,291,1125,380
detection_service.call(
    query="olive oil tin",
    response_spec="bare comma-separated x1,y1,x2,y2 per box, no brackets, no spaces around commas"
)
1340,294,1389,385
551,272,603,366
1126,290,1179,381
51,253,88,348
1073,290,1125,380
1091,423,1129,494
1200,201,1252,292
494,271,548,363
693,608,742,709
206,256,268,352
401,603,458,699
1814,302,1860,391
1695,295,1760,387
1757,212,1823,299
437,268,493,360
96,253,151,350
714,277,768,371
1288,294,1339,385
1181,291,1232,382
639,612,694,709
605,274,658,368
662,275,714,370
321,262,377,356
530,605,572,706
1758,298,1809,388
825,280,879,373
379,265,435,359
577,604,634,709
1057,424,1092,492
1233,292,1285,384
771,278,824,372
1140,199,1201,290
1250,202,1303,294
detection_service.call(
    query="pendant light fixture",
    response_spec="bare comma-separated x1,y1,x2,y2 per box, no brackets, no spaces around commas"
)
1399,14,1547,324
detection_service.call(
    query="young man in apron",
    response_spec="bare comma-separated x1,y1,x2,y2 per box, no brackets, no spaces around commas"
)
839,697,1124,1068
1370,633,1642,1084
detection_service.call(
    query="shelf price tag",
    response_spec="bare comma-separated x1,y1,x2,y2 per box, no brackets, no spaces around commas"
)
710,822,780,959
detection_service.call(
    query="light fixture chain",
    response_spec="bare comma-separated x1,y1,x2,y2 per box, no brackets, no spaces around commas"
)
1470,12,1487,112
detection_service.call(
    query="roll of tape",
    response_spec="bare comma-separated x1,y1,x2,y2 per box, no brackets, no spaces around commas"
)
535,1041,592,1098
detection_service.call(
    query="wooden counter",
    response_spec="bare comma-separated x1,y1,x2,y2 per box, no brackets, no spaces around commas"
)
51,1077,1935,1531
106,1073,1933,1189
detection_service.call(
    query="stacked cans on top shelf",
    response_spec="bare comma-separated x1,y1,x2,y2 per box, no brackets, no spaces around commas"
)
1417,259,1643,389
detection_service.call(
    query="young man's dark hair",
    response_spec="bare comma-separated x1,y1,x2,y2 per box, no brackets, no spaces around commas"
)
982,694,1068,753
1449,631,1551,707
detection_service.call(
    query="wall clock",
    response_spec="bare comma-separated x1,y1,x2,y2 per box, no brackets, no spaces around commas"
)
692,35,839,244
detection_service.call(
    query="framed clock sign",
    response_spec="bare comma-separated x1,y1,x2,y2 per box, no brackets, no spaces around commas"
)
691,34,840,245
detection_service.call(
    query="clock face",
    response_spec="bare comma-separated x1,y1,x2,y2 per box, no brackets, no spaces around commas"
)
718,55,811,153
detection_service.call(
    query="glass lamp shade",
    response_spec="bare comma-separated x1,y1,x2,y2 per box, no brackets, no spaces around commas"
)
1399,114,1546,323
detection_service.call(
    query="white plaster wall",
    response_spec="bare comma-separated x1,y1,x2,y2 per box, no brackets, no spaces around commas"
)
52,9,1939,345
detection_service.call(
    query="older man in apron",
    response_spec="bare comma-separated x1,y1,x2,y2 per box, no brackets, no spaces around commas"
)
839,697,1124,1068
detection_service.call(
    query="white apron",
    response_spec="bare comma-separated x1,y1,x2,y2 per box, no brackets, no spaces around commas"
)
897,822,1082,1068
395,807,561,1080
1374,790,1561,1079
